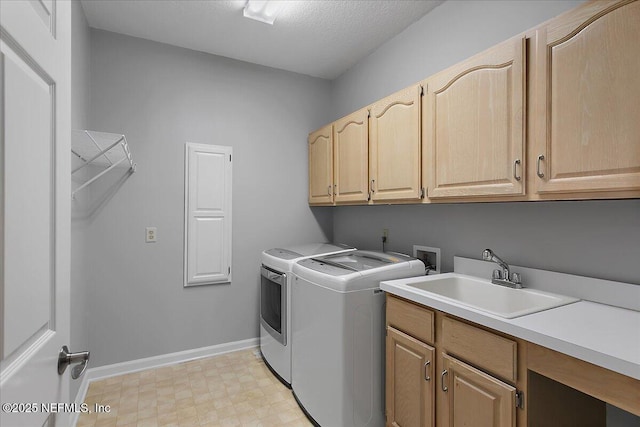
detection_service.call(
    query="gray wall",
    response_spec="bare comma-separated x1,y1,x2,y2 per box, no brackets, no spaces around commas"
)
330,0,584,118
85,29,333,367
329,1,639,424
333,200,640,285
70,0,91,399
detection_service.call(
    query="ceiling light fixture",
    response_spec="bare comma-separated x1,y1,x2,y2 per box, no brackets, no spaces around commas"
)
243,0,284,25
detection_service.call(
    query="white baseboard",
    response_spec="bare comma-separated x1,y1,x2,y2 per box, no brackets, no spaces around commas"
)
70,337,258,426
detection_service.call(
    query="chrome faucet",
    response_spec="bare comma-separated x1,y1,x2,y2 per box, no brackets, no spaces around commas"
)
482,249,523,289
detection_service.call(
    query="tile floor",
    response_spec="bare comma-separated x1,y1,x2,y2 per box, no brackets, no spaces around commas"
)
76,349,313,427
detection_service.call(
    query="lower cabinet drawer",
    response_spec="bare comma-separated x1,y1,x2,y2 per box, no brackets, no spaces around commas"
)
387,295,435,344
442,316,517,383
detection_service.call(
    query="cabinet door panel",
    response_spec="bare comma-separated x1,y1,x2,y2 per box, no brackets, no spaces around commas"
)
370,86,422,201
441,354,515,427
308,125,333,205
425,37,525,199
386,327,435,427
334,109,369,203
535,0,640,193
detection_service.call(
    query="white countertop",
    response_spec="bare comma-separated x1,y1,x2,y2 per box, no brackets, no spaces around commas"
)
381,278,640,380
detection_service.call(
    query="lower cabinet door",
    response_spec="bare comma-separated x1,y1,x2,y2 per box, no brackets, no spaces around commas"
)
386,327,435,427
441,354,515,427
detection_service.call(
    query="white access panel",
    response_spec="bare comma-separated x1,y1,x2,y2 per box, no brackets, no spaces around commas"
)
184,143,232,286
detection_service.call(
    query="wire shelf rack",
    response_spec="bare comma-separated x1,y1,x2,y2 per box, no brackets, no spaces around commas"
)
71,130,136,199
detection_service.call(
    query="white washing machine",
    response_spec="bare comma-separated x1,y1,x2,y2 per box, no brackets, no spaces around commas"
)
260,243,356,386
291,250,425,427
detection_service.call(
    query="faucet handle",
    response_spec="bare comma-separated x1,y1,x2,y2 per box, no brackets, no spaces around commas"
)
511,272,522,284
492,269,503,280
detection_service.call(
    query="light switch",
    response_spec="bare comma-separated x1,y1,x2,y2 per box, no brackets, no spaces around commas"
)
146,227,157,243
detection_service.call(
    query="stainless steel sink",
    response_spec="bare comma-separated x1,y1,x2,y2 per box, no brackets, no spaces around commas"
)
406,273,578,318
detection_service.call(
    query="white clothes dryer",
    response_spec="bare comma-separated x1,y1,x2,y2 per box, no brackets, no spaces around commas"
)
260,243,355,386
291,250,425,427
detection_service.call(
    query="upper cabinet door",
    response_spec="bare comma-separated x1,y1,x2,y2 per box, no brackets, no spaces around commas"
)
424,36,526,199
308,124,334,205
534,0,640,194
334,109,369,204
370,85,422,202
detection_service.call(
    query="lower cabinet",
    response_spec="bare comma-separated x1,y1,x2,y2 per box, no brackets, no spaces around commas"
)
386,295,521,427
386,327,435,427
386,295,638,427
441,354,515,427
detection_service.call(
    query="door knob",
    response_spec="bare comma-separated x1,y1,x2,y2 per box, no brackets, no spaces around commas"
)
58,345,90,379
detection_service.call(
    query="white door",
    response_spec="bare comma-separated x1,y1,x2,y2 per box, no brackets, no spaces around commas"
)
1,1,73,426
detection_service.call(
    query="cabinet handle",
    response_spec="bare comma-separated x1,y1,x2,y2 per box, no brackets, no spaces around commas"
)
536,155,545,178
327,185,332,196
513,159,521,181
370,179,375,193
424,360,431,381
441,370,448,392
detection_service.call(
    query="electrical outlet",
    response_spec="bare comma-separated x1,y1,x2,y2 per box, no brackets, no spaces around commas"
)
146,227,157,243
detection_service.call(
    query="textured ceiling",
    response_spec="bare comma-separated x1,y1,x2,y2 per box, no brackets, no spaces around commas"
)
80,0,443,80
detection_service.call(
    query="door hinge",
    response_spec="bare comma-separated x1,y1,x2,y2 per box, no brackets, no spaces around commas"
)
229,154,232,161
228,266,231,274
515,391,524,409
420,187,426,199
420,85,424,96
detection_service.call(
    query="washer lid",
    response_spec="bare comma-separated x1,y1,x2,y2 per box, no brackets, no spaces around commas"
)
304,250,415,273
265,243,354,260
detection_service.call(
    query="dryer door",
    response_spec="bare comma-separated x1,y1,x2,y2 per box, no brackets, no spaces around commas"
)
260,265,287,345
